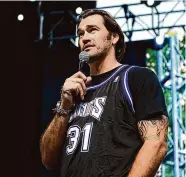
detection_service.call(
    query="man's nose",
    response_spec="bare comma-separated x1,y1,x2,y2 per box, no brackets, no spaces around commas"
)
82,32,91,43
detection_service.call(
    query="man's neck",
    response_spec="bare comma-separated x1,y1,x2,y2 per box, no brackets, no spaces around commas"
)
89,55,121,76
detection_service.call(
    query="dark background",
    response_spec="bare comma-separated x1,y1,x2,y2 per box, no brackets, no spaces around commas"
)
0,1,154,177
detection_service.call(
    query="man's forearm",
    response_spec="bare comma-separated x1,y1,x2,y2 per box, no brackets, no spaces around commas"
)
40,114,69,170
127,141,167,177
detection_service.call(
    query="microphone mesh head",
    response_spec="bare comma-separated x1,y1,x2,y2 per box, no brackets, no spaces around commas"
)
79,51,89,62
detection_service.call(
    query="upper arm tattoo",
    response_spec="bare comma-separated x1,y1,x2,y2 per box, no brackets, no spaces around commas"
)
137,115,169,141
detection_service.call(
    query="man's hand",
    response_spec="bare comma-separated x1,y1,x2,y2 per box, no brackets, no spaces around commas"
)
61,71,92,110
40,72,91,170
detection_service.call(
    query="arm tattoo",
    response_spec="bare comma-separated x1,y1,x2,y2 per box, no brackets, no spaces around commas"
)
138,116,168,141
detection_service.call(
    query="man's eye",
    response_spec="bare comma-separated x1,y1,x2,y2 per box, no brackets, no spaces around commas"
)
78,33,83,37
89,28,97,33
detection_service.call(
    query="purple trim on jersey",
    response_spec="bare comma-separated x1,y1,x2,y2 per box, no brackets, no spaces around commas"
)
122,66,135,113
86,65,126,91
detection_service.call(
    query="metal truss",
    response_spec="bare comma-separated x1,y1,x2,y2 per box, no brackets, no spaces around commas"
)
38,1,185,46
38,1,77,46
97,1,185,42
37,1,95,47
155,36,186,177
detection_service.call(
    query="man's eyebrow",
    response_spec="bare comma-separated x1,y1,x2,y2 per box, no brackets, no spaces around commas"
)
87,25,99,29
77,25,99,34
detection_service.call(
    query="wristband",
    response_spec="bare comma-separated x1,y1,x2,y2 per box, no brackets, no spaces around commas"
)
53,100,71,116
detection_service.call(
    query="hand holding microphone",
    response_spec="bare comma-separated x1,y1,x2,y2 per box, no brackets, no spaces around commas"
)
60,51,92,110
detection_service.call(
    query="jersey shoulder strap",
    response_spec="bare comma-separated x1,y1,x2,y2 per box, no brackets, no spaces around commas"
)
120,65,136,114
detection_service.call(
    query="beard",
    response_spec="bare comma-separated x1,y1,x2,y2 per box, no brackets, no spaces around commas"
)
87,33,112,64
87,50,107,64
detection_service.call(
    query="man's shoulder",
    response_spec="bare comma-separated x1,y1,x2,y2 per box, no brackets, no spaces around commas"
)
128,65,155,74
126,65,157,80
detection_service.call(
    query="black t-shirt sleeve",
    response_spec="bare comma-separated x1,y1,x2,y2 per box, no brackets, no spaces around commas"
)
128,66,168,121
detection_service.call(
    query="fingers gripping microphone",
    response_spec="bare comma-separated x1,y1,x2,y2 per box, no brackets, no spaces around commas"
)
79,51,89,72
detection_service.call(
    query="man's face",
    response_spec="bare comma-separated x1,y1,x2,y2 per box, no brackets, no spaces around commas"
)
77,14,113,63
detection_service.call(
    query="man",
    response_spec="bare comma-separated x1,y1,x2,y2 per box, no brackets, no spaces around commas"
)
40,9,169,177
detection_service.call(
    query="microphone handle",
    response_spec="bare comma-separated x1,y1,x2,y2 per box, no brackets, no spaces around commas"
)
75,60,85,103
78,60,84,72
79,60,88,77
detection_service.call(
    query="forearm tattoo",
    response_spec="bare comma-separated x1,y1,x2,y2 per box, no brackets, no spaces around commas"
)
138,116,168,141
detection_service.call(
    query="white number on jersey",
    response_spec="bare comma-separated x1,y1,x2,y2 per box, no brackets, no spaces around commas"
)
66,122,93,155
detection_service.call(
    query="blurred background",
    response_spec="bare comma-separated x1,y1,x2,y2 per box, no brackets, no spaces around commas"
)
1,0,185,177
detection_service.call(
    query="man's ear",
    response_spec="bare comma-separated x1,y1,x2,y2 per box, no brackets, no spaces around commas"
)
112,33,119,45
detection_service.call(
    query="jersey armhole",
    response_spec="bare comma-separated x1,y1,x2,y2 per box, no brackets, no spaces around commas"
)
121,66,135,114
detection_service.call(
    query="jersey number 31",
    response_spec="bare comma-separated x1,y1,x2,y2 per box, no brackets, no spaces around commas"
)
66,122,93,155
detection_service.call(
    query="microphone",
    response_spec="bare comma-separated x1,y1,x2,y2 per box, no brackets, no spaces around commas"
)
74,51,89,102
79,51,89,72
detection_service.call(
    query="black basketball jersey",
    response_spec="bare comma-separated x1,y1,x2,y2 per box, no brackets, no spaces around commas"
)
60,65,168,177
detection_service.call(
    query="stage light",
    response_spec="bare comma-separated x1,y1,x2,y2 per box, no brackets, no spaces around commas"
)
180,99,185,106
147,0,155,7
151,62,155,67
17,14,24,21
146,53,150,59
141,0,162,7
76,7,82,15
155,35,164,45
